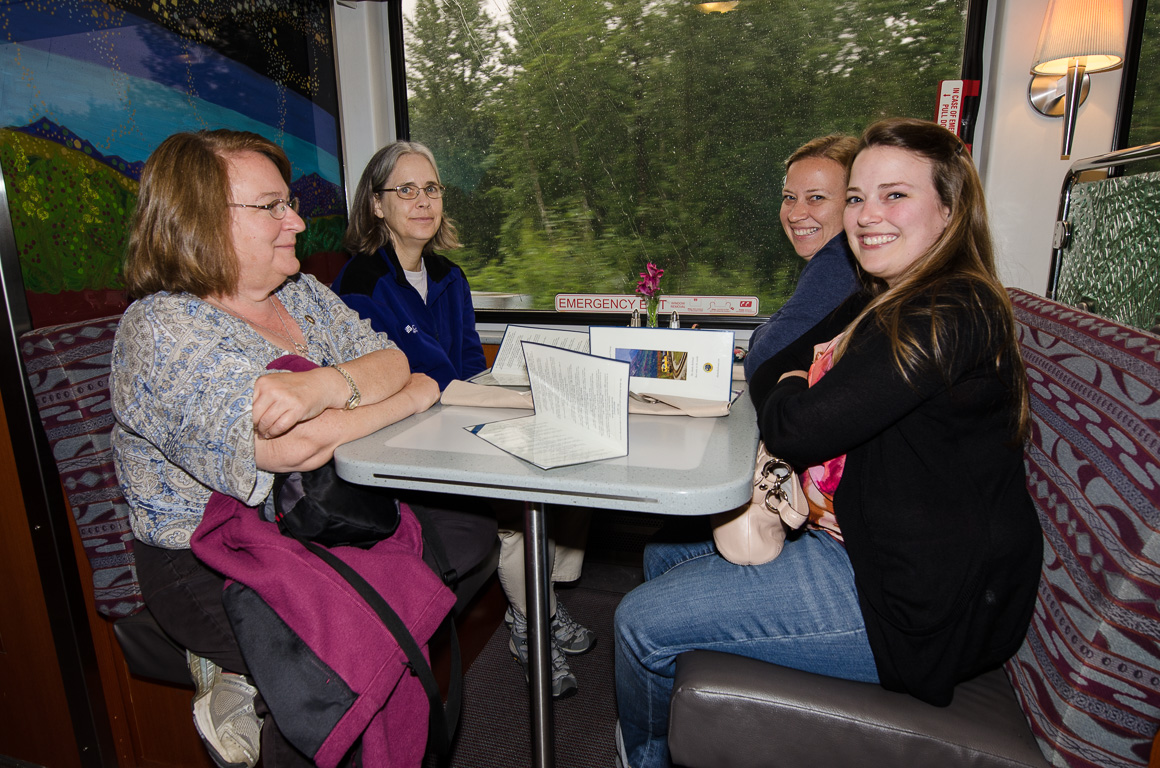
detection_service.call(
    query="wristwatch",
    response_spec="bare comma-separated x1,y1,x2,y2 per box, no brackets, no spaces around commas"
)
331,364,361,410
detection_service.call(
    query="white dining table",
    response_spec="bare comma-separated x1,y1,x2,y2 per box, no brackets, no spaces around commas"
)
334,392,759,768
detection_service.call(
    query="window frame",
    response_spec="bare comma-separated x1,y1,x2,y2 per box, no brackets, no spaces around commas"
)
1112,0,1149,156
386,0,990,331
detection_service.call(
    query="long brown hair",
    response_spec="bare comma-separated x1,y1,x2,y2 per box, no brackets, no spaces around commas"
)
123,130,293,298
841,118,1029,441
343,140,460,256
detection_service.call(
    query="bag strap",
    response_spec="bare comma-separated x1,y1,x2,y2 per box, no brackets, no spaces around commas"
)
406,504,464,751
290,531,459,759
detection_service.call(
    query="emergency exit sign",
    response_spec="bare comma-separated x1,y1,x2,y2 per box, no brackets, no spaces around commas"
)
554,294,760,316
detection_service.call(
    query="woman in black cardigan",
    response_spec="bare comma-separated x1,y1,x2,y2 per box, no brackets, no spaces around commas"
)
613,118,1042,768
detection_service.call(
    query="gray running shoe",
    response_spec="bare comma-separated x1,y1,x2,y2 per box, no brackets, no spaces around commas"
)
551,600,596,655
188,652,262,768
506,606,579,699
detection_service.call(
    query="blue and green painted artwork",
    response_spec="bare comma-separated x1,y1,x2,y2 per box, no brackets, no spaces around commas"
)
0,0,346,324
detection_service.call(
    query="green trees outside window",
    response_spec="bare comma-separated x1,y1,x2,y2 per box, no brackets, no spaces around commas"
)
1128,6,1160,149
404,0,968,313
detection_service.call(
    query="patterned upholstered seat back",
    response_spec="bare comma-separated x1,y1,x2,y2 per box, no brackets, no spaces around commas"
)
20,315,143,618
1005,289,1160,768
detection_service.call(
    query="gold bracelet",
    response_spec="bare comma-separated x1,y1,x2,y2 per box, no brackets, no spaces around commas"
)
331,364,361,410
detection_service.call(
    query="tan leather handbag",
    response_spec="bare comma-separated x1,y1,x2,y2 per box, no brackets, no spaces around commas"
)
712,442,808,565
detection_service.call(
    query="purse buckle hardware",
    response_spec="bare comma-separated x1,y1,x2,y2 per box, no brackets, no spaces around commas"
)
755,459,793,512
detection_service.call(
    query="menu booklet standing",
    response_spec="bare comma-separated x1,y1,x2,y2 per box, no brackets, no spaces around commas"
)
469,325,590,386
465,342,629,470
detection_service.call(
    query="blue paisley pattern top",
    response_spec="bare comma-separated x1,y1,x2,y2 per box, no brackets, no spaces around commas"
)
110,273,397,549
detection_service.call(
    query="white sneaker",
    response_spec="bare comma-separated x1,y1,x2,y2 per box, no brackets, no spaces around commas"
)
188,652,262,768
615,720,630,768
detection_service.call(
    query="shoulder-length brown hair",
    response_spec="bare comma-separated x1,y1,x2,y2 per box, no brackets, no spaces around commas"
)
122,130,292,299
343,140,460,256
841,118,1029,441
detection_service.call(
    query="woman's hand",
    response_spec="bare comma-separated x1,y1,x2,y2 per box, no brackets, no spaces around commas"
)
252,368,335,439
778,370,808,383
252,368,441,472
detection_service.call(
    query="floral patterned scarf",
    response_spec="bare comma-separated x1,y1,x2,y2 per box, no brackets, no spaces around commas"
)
802,331,847,542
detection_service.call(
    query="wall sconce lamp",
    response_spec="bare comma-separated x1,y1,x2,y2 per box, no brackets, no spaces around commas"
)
1028,0,1125,160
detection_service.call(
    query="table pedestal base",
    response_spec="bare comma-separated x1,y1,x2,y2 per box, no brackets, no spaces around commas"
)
524,501,554,768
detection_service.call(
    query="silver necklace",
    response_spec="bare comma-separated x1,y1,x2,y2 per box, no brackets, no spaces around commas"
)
217,296,310,358
269,297,311,358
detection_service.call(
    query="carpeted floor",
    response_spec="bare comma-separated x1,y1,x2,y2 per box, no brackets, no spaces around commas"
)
436,584,626,768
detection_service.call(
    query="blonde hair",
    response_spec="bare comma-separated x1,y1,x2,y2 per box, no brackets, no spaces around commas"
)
785,134,859,170
123,130,293,299
343,140,460,256
840,118,1029,441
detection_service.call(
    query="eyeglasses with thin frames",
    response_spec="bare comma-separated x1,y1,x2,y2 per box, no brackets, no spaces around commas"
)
227,197,300,220
375,184,445,201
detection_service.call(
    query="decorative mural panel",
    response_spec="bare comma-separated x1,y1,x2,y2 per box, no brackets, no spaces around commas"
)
0,0,346,327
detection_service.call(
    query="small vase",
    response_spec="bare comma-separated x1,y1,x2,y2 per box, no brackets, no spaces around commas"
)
646,296,660,328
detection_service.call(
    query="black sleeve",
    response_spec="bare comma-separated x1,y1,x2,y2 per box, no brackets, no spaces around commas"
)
755,295,993,468
748,293,867,411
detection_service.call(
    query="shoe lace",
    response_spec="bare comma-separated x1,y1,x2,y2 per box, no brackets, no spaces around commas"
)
552,602,589,644
510,610,570,670
548,642,570,674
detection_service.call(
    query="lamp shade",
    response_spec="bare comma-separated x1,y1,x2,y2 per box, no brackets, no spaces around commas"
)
1030,0,1124,75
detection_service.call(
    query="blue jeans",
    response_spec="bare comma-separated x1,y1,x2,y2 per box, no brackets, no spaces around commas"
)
613,530,879,768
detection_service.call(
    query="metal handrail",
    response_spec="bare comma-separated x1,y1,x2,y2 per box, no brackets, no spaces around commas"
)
1047,140,1160,297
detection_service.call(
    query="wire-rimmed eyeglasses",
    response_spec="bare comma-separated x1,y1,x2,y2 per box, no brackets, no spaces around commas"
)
375,184,445,201
227,197,301,220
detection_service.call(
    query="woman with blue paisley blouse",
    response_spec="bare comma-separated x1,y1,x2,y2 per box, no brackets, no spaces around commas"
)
109,129,439,768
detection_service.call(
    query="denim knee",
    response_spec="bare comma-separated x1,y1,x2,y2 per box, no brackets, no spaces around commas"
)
641,539,717,581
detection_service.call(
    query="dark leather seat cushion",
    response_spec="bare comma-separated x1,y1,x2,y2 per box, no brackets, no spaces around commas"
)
669,650,1048,768
111,608,191,687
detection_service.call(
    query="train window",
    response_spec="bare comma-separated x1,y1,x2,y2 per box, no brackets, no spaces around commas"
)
398,0,973,314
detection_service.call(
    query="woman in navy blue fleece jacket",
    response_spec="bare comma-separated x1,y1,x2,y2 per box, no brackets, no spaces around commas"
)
332,141,495,607
332,143,485,390
335,142,595,699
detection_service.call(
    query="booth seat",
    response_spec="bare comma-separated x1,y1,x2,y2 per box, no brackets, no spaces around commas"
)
669,289,1160,768
19,313,498,687
20,316,191,685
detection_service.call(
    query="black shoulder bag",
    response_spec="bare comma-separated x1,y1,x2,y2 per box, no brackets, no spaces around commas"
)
273,463,463,761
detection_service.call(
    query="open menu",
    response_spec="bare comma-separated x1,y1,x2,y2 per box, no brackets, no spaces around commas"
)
469,325,590,386
587,327,735,402
465,342,629,470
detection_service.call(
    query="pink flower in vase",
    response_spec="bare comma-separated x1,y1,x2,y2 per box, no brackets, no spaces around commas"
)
635,263,664,298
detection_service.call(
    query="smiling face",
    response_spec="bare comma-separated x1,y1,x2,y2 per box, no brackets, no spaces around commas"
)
226,151,306,298
843,145,951,287
373,153,443,265
779,156,848,260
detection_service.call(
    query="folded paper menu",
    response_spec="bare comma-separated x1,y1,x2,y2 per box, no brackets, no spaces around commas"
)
465,342,629,469
443,379,735,417
470,325,590,386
